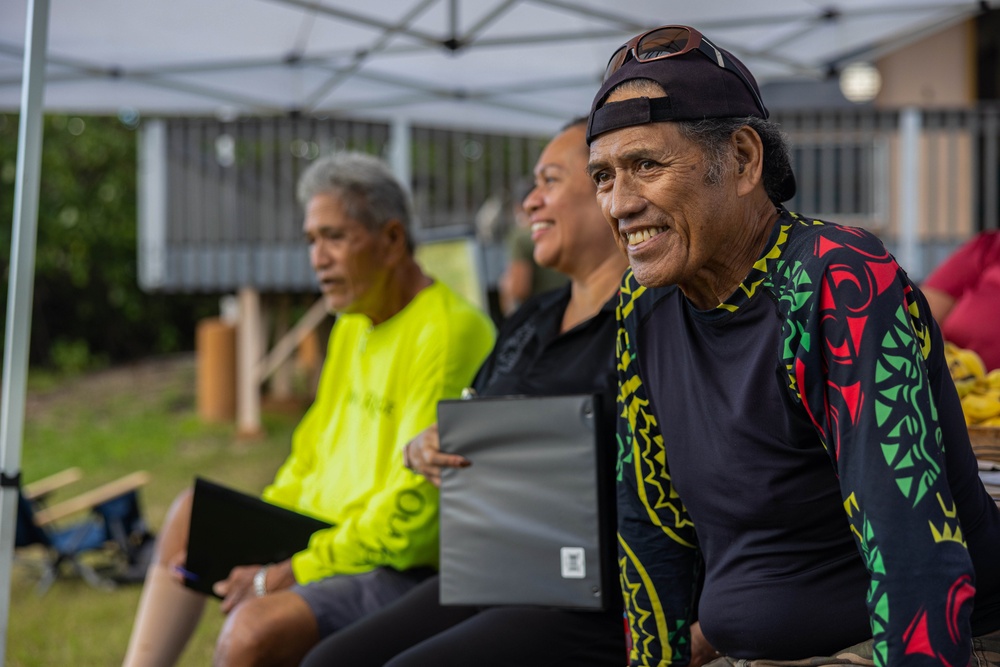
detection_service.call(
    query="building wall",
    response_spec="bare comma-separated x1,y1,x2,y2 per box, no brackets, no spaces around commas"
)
884,130,976,240
875,20,976,108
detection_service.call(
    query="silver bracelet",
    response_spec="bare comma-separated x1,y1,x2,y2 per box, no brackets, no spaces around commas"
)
253,565,269,598
402,442,413,470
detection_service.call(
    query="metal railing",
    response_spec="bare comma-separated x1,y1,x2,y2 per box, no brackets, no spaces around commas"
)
776,106,1000,279
138,116,546,292
138,107,1000,292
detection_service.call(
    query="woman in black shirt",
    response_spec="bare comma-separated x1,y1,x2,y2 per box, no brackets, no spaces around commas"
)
301,120,629,667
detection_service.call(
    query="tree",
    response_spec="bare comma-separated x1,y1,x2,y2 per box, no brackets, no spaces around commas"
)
1,113,218,371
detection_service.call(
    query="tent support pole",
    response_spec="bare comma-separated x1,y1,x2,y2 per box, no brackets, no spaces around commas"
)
389,116,412,197
0,0,51,662
898,107,922,278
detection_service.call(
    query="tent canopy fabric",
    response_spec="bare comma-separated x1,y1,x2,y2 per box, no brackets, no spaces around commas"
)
0,0,990,134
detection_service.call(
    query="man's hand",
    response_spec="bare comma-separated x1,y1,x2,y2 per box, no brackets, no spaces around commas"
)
689,622,719,667
213,559,295,614
403,423,470,487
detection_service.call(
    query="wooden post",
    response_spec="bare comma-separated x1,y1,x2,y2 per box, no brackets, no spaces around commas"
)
237,287,263,436
196,318,236,423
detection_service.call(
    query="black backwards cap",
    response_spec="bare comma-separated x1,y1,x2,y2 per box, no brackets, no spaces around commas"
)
586,39,796,202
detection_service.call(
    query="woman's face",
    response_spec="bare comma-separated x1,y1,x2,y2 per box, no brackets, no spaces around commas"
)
522,124,615,278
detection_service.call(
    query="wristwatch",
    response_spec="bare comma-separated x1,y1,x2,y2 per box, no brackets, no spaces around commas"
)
253,565,270,598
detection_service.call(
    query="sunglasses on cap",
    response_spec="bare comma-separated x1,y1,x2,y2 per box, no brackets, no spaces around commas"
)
603,25,768,118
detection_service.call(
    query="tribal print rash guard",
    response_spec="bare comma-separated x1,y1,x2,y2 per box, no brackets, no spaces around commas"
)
615,209,1000,667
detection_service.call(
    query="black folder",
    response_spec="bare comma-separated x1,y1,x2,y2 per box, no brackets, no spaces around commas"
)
183,477,332,597
436,394,616,610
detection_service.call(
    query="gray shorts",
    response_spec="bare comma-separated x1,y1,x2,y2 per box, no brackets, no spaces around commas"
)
705,625,1000,667
292,566,435,638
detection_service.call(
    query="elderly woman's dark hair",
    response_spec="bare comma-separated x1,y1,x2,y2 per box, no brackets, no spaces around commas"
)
297,151,415,252
677,116,793,206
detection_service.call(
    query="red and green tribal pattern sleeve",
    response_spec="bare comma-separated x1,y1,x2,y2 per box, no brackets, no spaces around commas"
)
767,212,976,667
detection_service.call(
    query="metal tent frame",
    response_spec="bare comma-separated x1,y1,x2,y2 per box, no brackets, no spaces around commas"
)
1,0,989,131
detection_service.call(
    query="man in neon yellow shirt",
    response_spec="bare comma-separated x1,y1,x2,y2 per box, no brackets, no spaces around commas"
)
122,152,495,667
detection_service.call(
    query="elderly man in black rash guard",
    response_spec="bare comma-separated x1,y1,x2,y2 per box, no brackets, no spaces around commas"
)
586,23,1000,667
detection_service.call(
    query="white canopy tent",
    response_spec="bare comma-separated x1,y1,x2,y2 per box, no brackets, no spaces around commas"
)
0,0,995,662
2,0,990,133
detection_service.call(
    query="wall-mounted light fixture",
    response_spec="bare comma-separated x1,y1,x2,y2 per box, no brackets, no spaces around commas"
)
839,62,882,103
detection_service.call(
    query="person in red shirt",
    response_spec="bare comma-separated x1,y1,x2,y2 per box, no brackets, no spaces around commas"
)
923,230,1000,371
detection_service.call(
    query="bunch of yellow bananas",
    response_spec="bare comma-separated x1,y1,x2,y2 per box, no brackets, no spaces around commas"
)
944,342,1000,426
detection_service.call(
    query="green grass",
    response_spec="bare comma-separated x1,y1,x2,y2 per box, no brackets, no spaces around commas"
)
7,355,303,666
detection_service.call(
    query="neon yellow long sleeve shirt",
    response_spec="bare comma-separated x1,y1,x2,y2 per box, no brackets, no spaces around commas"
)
261,281,495,583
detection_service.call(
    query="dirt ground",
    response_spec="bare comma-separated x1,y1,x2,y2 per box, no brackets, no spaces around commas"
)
23,353,197,416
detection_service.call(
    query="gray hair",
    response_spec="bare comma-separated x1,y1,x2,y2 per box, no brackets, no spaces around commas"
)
676,116,793,206
297,151,414,252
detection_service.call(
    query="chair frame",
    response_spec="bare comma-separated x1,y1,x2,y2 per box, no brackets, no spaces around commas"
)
16,470,152,594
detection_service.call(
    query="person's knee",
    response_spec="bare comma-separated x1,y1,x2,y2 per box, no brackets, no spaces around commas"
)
215,601,273,667
215,594,318,667
384,645,438,667
152,487,195,565
165,487,194,531
384,655,415,667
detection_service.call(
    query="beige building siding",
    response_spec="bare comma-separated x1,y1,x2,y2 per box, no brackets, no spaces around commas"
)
884,129,976,242
864,17,981,271
875,20,976,108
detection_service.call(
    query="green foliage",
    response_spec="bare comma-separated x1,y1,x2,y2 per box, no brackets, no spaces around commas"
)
48,339,103,375
0,113,218,370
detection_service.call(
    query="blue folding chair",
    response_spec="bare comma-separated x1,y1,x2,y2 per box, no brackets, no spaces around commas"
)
15,471,153,594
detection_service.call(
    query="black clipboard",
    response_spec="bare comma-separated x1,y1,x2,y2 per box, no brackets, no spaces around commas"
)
182,477,332,597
